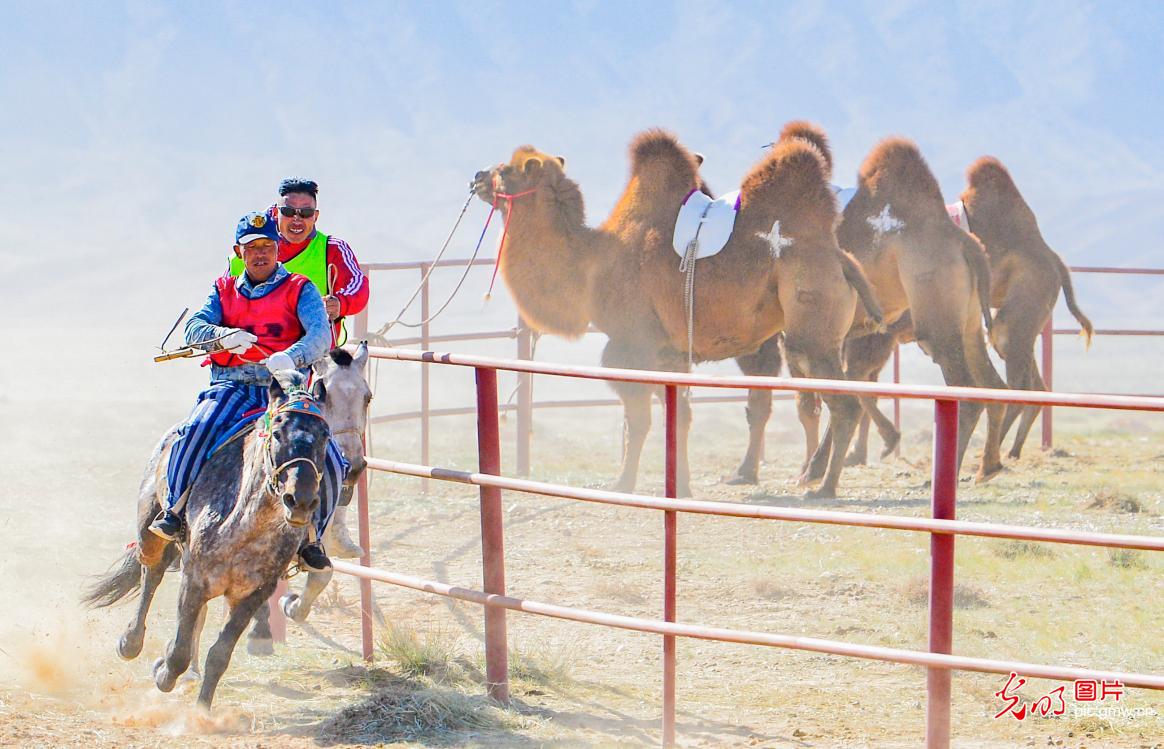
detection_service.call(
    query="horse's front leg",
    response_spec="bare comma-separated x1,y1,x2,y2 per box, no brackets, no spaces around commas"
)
198,584,275,709
152,577,205,693
118,542,179,661
181,603,208,682
246,602,275,656
281,568,335,623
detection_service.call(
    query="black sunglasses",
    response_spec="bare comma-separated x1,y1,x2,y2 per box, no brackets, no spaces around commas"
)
278,206,317,219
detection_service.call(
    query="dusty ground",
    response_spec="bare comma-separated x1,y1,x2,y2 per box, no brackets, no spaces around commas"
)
2,356,1163,747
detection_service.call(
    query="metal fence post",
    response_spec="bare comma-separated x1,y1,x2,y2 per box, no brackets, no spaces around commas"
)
663,385,678,748
516,317,532,477
1041,318,1053,450
927,399,958,748
357,461,374,662
421,264,431,492
476,367,510,703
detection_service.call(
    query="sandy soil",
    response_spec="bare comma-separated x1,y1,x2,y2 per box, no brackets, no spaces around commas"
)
2,358,1163,747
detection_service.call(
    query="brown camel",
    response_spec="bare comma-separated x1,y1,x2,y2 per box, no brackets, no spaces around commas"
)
796,134,1007,482
840,157,1095,465
472,129,881,497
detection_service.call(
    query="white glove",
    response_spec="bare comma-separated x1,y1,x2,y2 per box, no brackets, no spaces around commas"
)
265,351,296,373
220,328,257,354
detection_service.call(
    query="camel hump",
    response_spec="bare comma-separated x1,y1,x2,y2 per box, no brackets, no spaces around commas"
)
778,120,833,178
859,136,944,208
740,138,834,236
629,129,700,176
966,156,1017,192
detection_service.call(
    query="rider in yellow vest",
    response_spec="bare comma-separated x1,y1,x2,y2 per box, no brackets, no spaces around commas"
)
227,178,369,347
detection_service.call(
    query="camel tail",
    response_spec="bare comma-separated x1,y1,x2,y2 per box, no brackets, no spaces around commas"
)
960,234,994,332
82,547,143,608
1053,253,1094,349
838,250,884,326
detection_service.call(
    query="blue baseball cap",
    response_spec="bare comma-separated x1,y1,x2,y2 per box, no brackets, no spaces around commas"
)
235,211,281,245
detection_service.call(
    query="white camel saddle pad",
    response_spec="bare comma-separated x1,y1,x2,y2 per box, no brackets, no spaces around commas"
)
672,189,741,260
946,200,969,232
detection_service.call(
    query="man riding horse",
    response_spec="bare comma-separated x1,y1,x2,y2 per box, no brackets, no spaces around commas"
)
149,210,348,573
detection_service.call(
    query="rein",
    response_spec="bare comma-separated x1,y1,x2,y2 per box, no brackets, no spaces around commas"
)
485,182,539,300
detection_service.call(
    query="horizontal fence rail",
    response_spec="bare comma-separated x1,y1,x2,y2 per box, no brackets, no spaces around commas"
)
337,337,1164,749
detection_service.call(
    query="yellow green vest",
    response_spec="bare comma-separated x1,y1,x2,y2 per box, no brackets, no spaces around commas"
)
229,231,347,345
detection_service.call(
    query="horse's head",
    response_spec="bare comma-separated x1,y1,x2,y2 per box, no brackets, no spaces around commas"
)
264,370,331,528
312,344,371,503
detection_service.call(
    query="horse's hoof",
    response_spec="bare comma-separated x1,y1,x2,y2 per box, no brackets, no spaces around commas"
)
117,631,144,661
281,593,308,624
247,635,275,656
879,432,901,459
1007,448,1023,461
152,657,176,693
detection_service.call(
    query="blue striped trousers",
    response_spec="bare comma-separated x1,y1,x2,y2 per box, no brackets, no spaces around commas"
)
164,381,348,542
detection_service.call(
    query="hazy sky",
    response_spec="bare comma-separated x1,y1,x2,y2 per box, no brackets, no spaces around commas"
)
2,0,1162,396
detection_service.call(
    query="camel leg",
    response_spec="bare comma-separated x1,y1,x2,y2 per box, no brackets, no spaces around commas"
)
603,340,654,494
964,325,1008,482
796,393,822,473
846,409,872,467
804,354,862,500
282,569,335,624
197,584,275,708
928,342,983,477
731,335,782,484
152,578,205,693
118,543,178,661
247,603,275,656
1010,367,1046,459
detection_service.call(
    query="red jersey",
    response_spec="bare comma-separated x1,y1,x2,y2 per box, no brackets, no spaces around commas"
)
278,234,369,318
208,274,310,367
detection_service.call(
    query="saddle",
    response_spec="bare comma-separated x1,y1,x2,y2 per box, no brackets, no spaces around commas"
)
671,189,741,261
831,184,858,211
946,200,970,233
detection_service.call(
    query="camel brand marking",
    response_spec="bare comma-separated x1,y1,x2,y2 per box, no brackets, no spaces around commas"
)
671,189,740,260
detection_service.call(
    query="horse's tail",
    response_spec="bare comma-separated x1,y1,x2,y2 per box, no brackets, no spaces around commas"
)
81,547,143,608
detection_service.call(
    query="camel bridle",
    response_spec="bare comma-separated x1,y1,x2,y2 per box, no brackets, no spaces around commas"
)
483,170,539,298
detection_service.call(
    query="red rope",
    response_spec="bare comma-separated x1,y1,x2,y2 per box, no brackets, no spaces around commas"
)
486,187,538,298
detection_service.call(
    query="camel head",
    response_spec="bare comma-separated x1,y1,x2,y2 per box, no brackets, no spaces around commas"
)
737,137,836,241
837,137,945,250
472,146,575,216
626,129,703,204
775,120,833,181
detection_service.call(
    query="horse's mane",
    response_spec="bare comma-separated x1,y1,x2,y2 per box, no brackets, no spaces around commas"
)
329,348,353,367
272,369,307,392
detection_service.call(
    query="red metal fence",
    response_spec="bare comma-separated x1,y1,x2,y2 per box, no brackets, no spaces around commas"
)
360,261,1164,471
337,340,1164,748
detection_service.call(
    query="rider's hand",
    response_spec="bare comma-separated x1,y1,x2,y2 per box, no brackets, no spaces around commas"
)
220,328,258,354
323,295,342,322
265,351,296,373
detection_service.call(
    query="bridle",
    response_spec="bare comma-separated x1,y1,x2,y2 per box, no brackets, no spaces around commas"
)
257,389,328,499
484,169,538,298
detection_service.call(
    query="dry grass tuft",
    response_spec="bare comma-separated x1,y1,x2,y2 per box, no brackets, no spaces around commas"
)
994,540,1056,560
1107,548,1148,570
1085,489,1145,514
508,643,574,686
317,679,524,744
902,577,990,609
377,621,460,680
751,578,791,600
